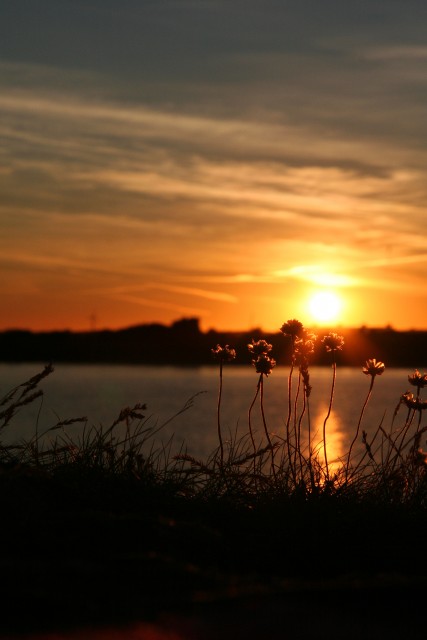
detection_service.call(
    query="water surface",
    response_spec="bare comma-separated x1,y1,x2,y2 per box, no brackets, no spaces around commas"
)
0,363,419,461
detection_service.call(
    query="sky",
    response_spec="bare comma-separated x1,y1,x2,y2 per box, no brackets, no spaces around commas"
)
1,0,427,333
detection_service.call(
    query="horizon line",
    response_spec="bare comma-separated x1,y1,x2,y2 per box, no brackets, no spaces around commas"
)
1,319,425,335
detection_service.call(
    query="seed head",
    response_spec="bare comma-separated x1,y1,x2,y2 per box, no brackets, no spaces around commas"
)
211,344,236,362
408,370,427,388
321,332,344,352
254,354,276,377
295,336,316,359
401,391,427,411
248,339,273,358
362,358,385,377
280,319,304,338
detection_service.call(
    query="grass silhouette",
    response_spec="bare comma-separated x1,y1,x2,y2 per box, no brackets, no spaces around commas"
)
0,321,427,635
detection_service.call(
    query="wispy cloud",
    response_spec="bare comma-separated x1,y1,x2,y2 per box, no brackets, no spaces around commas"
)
84,283,238,304
363,46,427,60
110,293,208,317
3,86,427,243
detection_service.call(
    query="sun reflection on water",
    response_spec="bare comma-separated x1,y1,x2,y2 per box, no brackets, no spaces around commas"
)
311,401,347,473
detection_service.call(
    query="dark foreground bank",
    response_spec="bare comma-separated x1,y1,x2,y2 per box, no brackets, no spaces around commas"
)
0,465,426,639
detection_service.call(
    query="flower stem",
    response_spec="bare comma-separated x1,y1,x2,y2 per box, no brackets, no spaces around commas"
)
323,359,336,482
248,376,261,474
217,360,224,468
296,385,307,481
260,374,276,480
346,376,375,481
285,342,297,483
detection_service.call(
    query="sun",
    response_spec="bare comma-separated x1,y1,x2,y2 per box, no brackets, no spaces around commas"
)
308,290,343,324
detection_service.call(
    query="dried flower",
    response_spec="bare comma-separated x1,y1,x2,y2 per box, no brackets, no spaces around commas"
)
294,336,316,359
280,319,304,338
362,358,385,377
304,330,318,343
322,332,344,352
294,329,316,362
401,391,427,411
408,370,427,389
254,354,276,377
401,390,413,405
211,344,236,362
247,339,272,358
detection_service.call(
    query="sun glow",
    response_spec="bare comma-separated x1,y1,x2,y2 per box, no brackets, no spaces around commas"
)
308,290,343,324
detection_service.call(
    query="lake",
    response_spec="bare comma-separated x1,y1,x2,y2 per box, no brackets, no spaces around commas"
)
0,362,421,462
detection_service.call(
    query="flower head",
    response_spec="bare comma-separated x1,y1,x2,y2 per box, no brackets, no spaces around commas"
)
280,319,304,338
362,358,385,377
247,339,272,358
294,336,316,359
254,353,276,377
211,344,236,363
401,391,427,411
304,331,318,343
408,370,427,388
321,332,344,353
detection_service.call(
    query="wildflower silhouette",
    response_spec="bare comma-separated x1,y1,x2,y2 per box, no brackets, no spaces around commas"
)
254,353,276,377
294,331,317,482
346,358,385,480
322,332,345,352
402,392,427,411
211,344,236,467
402,392,427,432
388,389,421,464
280,319,304,339
363,358,386,377
321,332,344,482
389,381,427,490
248,338,273,358
247,340,276,478
408,370,427,396
280,319,305,482
399,389,427,433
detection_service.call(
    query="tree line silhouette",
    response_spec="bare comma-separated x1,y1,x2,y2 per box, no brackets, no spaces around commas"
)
1,318,426,367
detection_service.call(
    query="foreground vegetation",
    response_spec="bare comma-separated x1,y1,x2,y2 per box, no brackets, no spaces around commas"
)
1,319,427,634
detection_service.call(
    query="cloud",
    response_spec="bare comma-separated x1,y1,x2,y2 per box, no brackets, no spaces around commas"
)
92,283,238,304
3,84,427,218
363,46,427,60
275,267,359,288
110,293,208,317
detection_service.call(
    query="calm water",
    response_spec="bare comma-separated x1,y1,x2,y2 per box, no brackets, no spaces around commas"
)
0,363,420,460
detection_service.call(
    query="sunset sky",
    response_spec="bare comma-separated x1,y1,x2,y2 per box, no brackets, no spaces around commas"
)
2,1,427,332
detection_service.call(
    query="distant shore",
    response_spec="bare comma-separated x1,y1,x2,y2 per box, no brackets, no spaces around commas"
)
1,317,427,368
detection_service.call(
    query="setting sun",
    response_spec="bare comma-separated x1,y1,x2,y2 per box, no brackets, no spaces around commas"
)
308,291,343,324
